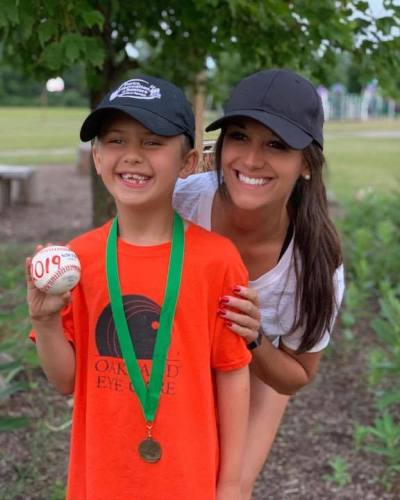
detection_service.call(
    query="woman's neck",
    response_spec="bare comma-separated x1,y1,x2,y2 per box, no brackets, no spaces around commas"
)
212,191,290,245
116,203,175,246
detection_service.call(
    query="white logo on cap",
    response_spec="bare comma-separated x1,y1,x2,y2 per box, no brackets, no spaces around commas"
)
109,79,161,101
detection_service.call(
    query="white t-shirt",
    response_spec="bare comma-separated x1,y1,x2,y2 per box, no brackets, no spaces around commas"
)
173,171,345,353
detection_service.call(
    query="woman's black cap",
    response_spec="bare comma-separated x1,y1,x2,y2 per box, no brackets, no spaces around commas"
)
206,69,324,150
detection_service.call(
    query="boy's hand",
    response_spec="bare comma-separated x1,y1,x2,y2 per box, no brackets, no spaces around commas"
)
26,252,71,322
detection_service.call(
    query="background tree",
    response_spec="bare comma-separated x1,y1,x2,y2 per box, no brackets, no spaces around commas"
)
1,0,399,225
0,59,88,106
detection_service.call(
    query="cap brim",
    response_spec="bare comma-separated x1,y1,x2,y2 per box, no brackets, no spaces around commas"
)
205,110,316,150
80,105,185,142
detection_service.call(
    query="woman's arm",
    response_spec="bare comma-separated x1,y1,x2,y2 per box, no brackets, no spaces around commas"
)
219,286,322,395
216,366,250,500
250,338,322,395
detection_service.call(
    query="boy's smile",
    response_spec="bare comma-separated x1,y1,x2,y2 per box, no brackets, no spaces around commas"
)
120,173,152,186
92,113,194,212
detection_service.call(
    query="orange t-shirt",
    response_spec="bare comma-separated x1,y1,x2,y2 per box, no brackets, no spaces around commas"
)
36,221,251,500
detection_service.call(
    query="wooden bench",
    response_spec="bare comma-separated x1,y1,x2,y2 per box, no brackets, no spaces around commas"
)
0,165,37,212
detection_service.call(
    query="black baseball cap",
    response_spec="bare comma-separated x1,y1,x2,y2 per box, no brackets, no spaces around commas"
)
206,69,324,150
80,75,195,146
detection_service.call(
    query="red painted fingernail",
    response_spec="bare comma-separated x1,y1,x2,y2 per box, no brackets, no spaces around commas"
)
218,309,226,316
219,296,229,304
225,321,233,327
233,286,241,293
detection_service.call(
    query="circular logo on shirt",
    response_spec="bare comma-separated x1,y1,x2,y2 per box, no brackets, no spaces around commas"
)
95,295,161,359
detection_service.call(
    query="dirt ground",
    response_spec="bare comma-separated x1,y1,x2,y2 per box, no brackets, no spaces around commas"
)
1,164,398,499
0,164,92,244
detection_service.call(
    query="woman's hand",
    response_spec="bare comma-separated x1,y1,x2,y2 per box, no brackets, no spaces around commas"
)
218,285,261,344
26,246,71,323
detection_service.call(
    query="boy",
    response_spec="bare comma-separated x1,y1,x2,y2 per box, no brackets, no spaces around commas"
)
27,75,250,500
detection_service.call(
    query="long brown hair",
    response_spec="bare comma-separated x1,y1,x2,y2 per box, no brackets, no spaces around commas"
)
214,129,342,353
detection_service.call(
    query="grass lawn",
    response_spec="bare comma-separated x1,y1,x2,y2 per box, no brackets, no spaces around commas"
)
0,106,399,202
325,136,400,201
0,107,87,164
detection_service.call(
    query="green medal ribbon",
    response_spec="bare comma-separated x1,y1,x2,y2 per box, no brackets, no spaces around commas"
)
105,211,184,424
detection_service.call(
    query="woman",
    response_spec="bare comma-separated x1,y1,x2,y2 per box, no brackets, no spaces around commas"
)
173,68,344,498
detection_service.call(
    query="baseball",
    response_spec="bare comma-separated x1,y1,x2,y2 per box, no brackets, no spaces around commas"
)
31,245,81,295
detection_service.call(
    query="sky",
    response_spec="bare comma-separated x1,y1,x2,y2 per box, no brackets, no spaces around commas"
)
369,0,400,16
368,0,386,16
368,0,400,38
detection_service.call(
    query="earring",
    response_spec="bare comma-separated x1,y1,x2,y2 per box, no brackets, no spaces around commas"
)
303,174,311,181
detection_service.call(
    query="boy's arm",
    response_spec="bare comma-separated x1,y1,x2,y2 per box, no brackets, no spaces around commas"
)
32,315,76,395
216,365,250,500
26,257,76,395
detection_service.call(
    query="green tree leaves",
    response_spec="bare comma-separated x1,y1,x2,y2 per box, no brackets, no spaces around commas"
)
1,0,399,102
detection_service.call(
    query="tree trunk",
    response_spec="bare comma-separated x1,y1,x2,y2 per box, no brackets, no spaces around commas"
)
89,82,116,227
194,71,206,155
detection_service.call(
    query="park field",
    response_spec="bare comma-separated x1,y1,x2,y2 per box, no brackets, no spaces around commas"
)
0,106,399,202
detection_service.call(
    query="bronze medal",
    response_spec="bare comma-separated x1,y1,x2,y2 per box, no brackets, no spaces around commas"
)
138,437,162,463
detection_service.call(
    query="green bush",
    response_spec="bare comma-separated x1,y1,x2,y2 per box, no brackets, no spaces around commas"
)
0,243,37,431
341,194,400,489
323,455,351,488
369,289,400,410
355,413,400,489
339,194,400,300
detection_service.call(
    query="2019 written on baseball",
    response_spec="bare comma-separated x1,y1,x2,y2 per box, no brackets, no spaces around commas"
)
31,253,62,279
31,246,81,295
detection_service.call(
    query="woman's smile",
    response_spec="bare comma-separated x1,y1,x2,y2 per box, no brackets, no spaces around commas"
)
235,170,274,187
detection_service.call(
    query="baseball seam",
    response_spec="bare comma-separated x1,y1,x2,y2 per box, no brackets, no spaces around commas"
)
37,264,81,293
